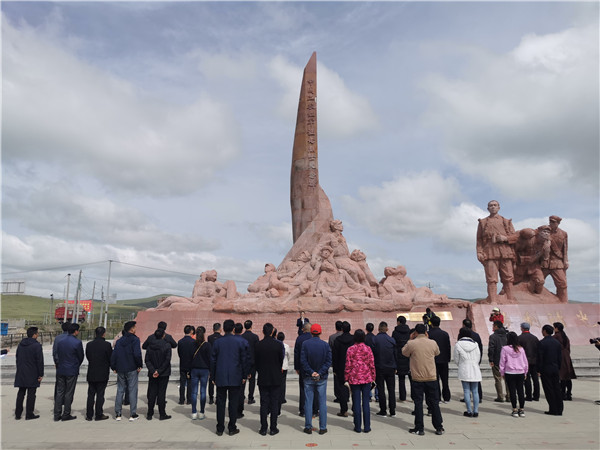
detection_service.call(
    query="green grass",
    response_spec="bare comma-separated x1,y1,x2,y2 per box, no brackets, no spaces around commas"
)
0,294,166,325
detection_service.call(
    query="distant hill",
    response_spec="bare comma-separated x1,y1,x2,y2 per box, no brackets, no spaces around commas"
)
116,294,173,309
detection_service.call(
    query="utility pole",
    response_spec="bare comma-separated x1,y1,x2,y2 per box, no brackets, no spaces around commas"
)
90,281,96,325
48,294,54,325
103,260,113,329
73,270,82,325
64,273,72,323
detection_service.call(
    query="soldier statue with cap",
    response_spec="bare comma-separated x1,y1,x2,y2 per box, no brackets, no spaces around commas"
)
542,215,569,303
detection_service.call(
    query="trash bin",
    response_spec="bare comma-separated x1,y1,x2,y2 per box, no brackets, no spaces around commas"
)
1,322,8,336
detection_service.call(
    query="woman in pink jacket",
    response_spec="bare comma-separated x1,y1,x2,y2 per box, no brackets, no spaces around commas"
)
345,329,376,433
499,331,529,418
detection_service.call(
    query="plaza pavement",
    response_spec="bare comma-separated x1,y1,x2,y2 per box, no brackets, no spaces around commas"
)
1,371,599,449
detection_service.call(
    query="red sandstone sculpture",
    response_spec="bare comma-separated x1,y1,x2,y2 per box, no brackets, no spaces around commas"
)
543,215,569,302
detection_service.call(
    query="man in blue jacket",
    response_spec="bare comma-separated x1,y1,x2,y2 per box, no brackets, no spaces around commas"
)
54,322,84,421
300,324,332,435
111,321,143,421
373,321,397,417
294,322,316,417
211,319,250,436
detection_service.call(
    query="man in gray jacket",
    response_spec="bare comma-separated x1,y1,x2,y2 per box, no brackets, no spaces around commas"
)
488,320,508,402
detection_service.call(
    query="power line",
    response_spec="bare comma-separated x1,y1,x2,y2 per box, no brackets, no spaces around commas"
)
1,260,108,275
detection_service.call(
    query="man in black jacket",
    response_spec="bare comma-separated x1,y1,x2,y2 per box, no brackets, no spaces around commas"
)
177,325,196,405
373,321,397,417
254,322,284,436
538,324,563,415
85,326,112,421
518,322,540,401
242,320,260,404
332,321,354,417
142,321,177,350
207,322,222,404
428,316,451,402
145,328,172,420
392,316,411,402
488,320,508,402
14,327,44,420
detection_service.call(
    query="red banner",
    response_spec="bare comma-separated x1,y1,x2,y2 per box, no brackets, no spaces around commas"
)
64,300,93,312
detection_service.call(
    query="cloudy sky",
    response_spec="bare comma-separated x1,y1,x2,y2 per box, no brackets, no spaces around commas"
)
2,1,598,304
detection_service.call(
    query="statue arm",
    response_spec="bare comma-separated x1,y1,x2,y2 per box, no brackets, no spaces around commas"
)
476,220,485,262
564,232,569,269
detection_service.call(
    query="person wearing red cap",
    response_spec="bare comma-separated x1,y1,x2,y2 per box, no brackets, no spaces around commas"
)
300,324,332,435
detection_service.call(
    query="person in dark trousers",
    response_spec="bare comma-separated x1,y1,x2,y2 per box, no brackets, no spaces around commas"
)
54,322,84,421
332,321,354,417
276,331,290,415
538,324,563,415
85,326,112,421
553,322,576,401
301,324,332,435
328,321,343,403
145,328,172,420
254,322,285,436
14,327,44,420
296,311,309,336
111,320,143,421
242,320,260,405
207,322,222,404
177,325,196,405
142,321,177,350
365,322,378,402
402,324,445,436
428,316,451,403
392,316,411,402
488,320,509,402
234,323,250,418
461,319,483,402
518,322,540,401
373,321,397,417
294,322,317,417
211,319,250,436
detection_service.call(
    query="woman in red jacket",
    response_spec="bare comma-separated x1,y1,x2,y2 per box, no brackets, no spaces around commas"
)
345,329,376,433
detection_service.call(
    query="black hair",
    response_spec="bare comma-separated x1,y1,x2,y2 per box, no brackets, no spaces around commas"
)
342,321,351,333
398,316,406,324
378,321,388,332
354,329,366,343
61,322,70,332
223,319,234,333
553,322,564,332
68,323,80,334
184,325,195,335
462,319,473,329
213,322,221,332
154,328,165,339
124,321,136,333
234,323,243,334
493,320,504,329
542,324,554,336
457,327,472,340
335,321,343,331
26,327,38,338
263,322,274,337
277,332,285,341
157,321,167,330
507,331,520,352
195,327,205,347
244,320,253,330
198,326,206,334
415,324,427,334
430,316,441,327
95,326,106,338
365,322,374,332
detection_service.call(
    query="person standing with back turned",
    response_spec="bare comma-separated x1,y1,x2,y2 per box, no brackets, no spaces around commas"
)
14,327,44,420
85,326,112,421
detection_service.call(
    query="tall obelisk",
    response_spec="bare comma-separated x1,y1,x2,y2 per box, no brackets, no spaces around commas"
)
282,52,333,265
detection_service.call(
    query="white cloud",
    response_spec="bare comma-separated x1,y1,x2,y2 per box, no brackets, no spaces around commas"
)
421,25,599,197
269,56,379,139
2,17,242,196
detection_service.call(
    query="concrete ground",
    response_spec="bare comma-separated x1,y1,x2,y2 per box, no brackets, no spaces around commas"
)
1,374,599,449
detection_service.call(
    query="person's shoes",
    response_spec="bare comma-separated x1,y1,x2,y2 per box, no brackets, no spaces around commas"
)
269,428,279,436
473,412,479,418
115,414,122,421
411,410,415,415
299,411,305,417
426,409,432,416
25,415,40,420
198,413,205,420
178,401,184,405
564,395,572,401
15,415,21,420
376,410,387,416
337,411,349,417
191,413,198,420
319,429,327,435
186,401,191,405
595,400,600,405
353,428,361,433
494,398,504,403
237,413,244,419
54,416,62,422
259,428,267,436
435,427,445,435
460,398,465,402
85,416,93,421
511,410,519,417
333,398,340,403
409,428,424,436
248,398,256,405
464,411,473,417
129,413,139,421
532,398,540,402
505,396,510,402
518,409,525,417
159,415,171,421
303,427,312,434
389,412,396,418
216,430,223,436
525,397,533,401
363,429,371,433
228,428,240,436
209,397,214,405
95,414,109,421
62,414,77,421
146,414,153,420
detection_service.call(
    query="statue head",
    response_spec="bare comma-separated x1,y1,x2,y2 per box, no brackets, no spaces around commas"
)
536,225,551,240
320,245,333,258
298,251,312,262
330,219,343,232
264,263,276,273
487,200,500,215
519,228,536,240
549,215,562,231
201,270,218,282
350,249,366,262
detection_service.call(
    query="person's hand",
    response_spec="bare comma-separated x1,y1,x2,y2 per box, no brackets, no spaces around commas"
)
153,371,159,378
489,362,494,367
137,367,141,373
242,378,247,384
477,252,485,263
296,370,300,375
38,376,43,382
113,370,117,373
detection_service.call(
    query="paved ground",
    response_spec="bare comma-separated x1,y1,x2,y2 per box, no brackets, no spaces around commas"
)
1,374,599,449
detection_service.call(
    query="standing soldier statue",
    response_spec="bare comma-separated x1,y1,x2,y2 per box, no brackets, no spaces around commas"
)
542,215,569,302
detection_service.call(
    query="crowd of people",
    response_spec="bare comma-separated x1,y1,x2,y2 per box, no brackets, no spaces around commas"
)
12,312,579,437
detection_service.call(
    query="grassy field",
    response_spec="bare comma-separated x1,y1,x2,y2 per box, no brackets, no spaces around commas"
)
0,293,170,326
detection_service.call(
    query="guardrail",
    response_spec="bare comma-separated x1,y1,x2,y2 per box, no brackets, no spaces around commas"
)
1,328,122,348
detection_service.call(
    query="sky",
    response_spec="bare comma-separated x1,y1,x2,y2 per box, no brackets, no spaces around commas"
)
2,1,598,305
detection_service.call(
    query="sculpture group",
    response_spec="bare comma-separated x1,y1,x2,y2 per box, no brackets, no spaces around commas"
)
150,53,569,314
476,200,568,304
